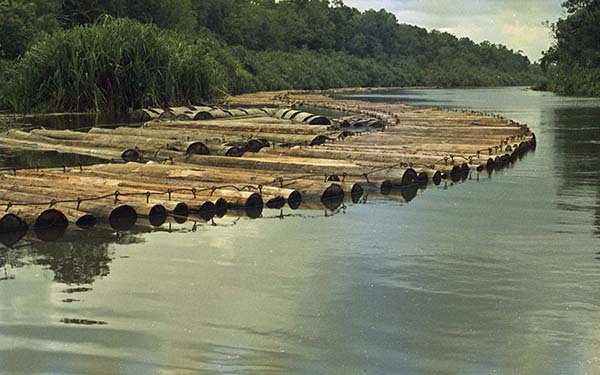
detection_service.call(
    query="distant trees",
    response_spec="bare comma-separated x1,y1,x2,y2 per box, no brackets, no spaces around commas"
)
0,0,542,113
541,0,600,95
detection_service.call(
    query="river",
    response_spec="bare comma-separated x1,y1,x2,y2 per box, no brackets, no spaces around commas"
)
1,87,599,374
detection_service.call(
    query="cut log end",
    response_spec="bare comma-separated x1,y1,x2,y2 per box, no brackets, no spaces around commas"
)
351,183,364,204
213,198,228,218
432,171,443,186
34,209,69,242
76,214,97,229
193,201,217,222
148,205,168,227
108,205,137,231
121,149,142,163
288,190,303,210
172,203,189,224
0,214,28,247
321,184,345,211
266,196,286,210
185,142,210,156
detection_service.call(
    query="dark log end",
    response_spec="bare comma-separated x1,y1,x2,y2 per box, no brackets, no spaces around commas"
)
148,205,168,227
76,214,97,229
0,214,28,247
193,112,213,120
310,135,329,146
186,142,210,156
213,198,228,218
225,145,247,157
288,190,303,210
195,201,216,222
34,209,69,242
401,168,418,186
308,116,332,125
173,203,189,224
321,184,345,211
121,149,142,163
380,180,392,195
266,196,286,209
351,183,364,204
450,166,463,182
432,171,443,186
416,171,428,186
109,205,137,231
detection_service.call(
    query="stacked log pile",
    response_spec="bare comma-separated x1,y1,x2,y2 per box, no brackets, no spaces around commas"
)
0,90,536,246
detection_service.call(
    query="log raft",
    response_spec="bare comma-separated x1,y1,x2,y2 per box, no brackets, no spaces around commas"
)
0,90,535,245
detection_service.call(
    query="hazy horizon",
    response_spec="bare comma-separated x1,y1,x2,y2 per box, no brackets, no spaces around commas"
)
344,0,565,61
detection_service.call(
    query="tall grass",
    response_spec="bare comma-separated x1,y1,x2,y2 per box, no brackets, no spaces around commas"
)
3,17,251,113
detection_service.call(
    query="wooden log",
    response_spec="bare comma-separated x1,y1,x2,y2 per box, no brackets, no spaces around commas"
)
145,119,333,135
144,123,336,146
6,170,263,220
0,132,141,162
28,129,210,157
0,189,96,229
129,108,164,122
84,162,353,207
0,175,139,230
0,212,28,247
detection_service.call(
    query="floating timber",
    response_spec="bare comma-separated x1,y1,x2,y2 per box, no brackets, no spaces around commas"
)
0,90,536,246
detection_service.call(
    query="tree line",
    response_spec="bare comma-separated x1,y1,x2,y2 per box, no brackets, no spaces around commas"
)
539,0,600,96
0,0,542,113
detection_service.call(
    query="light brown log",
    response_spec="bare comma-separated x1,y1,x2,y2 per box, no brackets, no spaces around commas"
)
0,133,139,162
0,189,96,229
27,129,210,157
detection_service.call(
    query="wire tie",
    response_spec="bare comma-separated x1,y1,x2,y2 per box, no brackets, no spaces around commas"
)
12,168,16,176
362,173,370,184
191,188,197,199
49,199,57,207
63,165,67,173
77,197,82,210
146,192,151,203
79,163,83,171
258,184,263,195
114,191,120,203
5,202,12,212
342,172,347,182
210,186,216,196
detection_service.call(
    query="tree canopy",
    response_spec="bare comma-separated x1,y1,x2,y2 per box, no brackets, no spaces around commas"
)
540,0,600,95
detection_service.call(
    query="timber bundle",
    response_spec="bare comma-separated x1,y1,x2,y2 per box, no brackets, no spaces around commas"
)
0,91,536,247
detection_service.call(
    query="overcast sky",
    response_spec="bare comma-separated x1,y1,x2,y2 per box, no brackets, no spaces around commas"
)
344,0,566,61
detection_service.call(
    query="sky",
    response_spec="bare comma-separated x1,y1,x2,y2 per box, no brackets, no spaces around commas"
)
343,0,566,62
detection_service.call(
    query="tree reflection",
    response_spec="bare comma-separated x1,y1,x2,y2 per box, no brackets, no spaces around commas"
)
551,106,600,240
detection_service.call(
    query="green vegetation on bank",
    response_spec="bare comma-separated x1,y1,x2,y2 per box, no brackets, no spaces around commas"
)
540,0,600,96
0,0,542,113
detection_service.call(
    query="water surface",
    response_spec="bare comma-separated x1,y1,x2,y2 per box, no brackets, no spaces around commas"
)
1,87,600,374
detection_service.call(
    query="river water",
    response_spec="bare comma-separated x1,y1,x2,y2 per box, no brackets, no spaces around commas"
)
1,87,600,374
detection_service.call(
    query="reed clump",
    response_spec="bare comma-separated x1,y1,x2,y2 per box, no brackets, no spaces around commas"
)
3,17,251,114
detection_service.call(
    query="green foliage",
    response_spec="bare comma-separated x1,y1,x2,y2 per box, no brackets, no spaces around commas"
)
0,0,542,113
61,0,196,33
541,0,600,95
0,0,60,59
3,18,251,113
